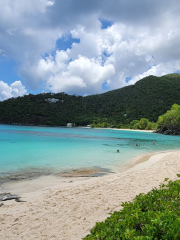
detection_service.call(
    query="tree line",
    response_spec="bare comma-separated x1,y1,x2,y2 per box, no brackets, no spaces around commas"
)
0,73,180,134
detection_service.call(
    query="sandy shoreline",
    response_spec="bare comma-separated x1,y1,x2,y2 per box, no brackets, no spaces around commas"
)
1,150,180,239
110,128,154,132
90,127,154,132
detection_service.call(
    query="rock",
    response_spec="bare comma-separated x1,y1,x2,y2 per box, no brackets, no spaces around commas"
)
0,193,10,201
0,193,20,202
0,192,26,202
2,194,19,201
156,126,180,135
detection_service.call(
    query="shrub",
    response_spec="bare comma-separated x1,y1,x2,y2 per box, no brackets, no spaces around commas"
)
83,176,180,240
139,118,149,129
130,120,140,129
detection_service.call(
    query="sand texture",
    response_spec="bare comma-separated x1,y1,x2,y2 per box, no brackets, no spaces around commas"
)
1,151,180,240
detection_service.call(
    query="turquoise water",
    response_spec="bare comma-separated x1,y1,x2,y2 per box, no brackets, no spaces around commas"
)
0,124,180,176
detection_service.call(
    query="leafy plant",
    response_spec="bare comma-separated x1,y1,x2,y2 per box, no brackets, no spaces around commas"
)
83,176,180,239
129,118,157,130
156,104,180,135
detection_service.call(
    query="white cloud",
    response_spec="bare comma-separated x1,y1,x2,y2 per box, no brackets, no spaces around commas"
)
36,51,115,95
19,15,180,93
0,0,59,62
0,81,27,101
7,28,17,36
47,1,54,7
128,61,180,85
1,0,180,97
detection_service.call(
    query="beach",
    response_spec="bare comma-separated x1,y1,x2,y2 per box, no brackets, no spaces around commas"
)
1,150,180,240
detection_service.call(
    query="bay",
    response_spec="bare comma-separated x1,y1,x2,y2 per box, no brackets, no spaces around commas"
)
0,124,180,178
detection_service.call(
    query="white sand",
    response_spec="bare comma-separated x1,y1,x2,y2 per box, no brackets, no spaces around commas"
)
113,128,154,132
1,150,180,240
93,127,154,132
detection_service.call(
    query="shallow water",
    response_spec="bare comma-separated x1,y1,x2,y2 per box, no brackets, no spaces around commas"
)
0,124,180,179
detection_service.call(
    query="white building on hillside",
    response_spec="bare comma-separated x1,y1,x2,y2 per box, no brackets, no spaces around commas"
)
47,98,59,103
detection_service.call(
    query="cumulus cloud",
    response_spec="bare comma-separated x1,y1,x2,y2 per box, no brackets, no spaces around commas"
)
0,81,27,101
0,0,180,97
128,61,180,86
36,51,115,95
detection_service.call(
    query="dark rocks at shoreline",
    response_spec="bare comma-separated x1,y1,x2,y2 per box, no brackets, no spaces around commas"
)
0,192,10,201
156,127,180,135
0,192,23,203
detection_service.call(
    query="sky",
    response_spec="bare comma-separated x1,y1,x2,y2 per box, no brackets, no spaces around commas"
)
0,0,180,101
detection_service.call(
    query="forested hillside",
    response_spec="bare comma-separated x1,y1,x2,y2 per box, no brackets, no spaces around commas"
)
0,74,180,127
156,104,180,135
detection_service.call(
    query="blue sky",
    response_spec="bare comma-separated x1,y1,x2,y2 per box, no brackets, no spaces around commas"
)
0,59,18,84
0,0,180,101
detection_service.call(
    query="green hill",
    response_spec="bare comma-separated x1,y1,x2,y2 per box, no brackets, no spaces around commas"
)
0,74,180,126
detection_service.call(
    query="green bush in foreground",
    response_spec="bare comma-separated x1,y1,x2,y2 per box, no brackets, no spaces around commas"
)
83,175,180,240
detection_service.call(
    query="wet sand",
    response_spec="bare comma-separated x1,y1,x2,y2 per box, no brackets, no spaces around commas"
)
1,150,180,239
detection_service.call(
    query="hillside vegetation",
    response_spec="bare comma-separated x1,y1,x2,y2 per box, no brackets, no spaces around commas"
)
0,74,180,127
156,104,180,135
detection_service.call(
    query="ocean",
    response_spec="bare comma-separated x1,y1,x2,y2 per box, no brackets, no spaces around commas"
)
0,124,180,179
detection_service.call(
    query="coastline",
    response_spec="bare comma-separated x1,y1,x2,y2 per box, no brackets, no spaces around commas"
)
1,150,180,239
1,123,155,133
87,126,154,133
114,128,154,133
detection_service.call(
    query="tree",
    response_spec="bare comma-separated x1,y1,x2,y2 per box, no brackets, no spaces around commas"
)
130,120,139,129
156,104,180,135
139,118,149,129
